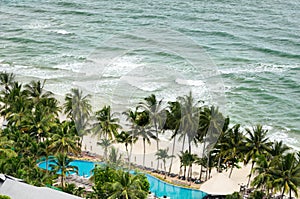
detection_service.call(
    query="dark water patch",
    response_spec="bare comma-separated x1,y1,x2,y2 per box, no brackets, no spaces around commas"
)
251,46,300,59
2,37,45,44
56,1,84,8
129,14,167,20
55,9,95,16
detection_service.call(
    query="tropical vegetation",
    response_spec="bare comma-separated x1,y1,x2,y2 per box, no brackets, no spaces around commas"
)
1,72,300,198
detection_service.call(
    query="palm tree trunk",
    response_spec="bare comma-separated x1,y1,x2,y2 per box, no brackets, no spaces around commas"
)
205,154,210,181
281,187,285,198
217,156,221,172
125,144,130,168
247,161,255,187
188,139,192,154
61,175,64,189
143,138,146,167
169,134,176,174
163,160,167,179
188,165,192,185
46,156,49,174
129,143,133,171
229,162,234,178
199,165,203,180
182,134,186,152
155,122,160,170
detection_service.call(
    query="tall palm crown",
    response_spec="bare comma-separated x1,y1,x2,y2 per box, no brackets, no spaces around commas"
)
155,148,174,179
222,124,245,178
139,94,166,170
178,91,201,153
0,72,15,118
2,82,30,126
0,72,15,92
107,171,148,199
198,106,226,155
244,124,272,187
251,154,275,196
50,153,78,189
124,109,156,167
0,136,17,158
271,153,300,198
97,138,113,161
64,88,92,140
64,88,92,119
165,101,182,173
116,131,138,169
94,105,121,140
49,121,81,155
24,80,54,105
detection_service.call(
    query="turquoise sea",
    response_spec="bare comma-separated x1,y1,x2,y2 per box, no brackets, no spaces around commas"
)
0,1,299,148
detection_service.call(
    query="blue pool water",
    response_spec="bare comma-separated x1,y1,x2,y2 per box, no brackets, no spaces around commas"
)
147,174,207,199
39,160,207,199
38,159,100,177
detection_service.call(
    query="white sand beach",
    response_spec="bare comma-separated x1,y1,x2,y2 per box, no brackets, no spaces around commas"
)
81,132,251,186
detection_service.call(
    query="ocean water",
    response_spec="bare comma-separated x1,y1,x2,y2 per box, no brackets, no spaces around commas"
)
0,1,299,148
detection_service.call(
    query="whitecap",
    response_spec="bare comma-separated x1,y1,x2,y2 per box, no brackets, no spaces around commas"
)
51,29,73,35
175,78,206,87
220,64,299,75
54,62,84,73
24,22,51,30
102,56,144,78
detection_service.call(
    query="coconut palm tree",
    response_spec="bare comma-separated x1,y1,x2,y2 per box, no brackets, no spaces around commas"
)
93,105,121,140
24,80,53,106
0,136,17,158
165,101,181,174
212,117,230,173
64,88,92,119
23,105,56,142
178,150,190,180
123,108,156,168
2,82,30,127
107,147,123,168
0,72,15,92
155,148,174,179
97,138,113,161
177,91,201,154
50,153,78,189
244,124,272,187
222,124,245,178
268,141,290,159
115,131,138,169
49,121,80,155
251,154,274,196
270,153,300,198
64,88,92,144
38,139,52,173
133,111,156,168
139,94,166,170
198,106,226,158
107,171,148,199
0,72,15,119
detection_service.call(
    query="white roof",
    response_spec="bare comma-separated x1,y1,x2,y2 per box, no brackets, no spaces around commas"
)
0,174,83,199
199,172,240,195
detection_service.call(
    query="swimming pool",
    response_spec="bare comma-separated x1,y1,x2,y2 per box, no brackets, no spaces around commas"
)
38,159,100,177
147,174,207,199
38,160,207,199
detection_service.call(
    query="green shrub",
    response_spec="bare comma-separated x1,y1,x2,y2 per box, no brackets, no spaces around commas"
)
248,190,265,199
226,192,242,199
0,195,11,199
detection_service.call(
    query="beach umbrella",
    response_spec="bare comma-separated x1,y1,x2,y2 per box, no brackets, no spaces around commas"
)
199,172,240,195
